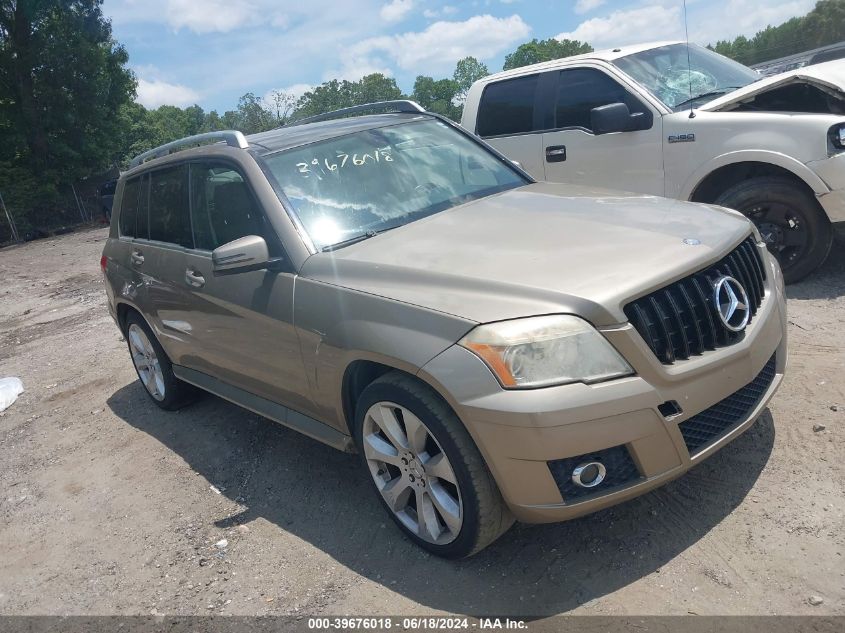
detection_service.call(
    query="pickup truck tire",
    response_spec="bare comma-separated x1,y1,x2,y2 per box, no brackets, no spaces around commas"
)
354,371,514,558
714,176,833,284
125,311,198,410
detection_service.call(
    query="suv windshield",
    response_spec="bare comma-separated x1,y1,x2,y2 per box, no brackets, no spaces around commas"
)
261,118,527,249
613,43,759,111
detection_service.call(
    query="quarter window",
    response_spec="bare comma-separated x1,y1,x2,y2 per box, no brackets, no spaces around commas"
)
555,68,649,131
189,163,272,251
148,165,191,247
118,177,142,238
476,74,539,138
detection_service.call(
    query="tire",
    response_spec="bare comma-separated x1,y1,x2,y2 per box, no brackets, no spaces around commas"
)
354,371,514,558
124,311,197,410
714,176,833,284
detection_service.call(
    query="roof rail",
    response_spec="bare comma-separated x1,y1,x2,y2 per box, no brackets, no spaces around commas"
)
129,130,249,169
287,100,427,127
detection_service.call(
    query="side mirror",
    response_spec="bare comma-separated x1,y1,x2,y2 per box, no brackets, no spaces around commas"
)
212,235,281,275
590,102,648,135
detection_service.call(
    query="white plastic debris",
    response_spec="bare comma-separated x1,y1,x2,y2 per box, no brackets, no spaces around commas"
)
215,539,228,549
0,377,24,412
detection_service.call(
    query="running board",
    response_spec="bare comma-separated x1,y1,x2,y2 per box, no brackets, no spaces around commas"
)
173,365,355,453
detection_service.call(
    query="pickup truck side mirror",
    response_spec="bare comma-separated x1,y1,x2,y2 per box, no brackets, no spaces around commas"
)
212,235,283,275
591,102,648,135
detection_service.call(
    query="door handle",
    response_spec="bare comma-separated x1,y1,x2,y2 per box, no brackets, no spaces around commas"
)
185,269,205,288
130,250,144,266
545,145,567,163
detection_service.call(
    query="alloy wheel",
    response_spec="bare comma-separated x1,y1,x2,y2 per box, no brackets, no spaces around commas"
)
362,401,463,545
128,323,165,401
746,202,809,271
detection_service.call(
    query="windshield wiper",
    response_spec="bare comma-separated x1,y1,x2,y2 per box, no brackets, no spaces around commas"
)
320,225,401,252
674,86,743,109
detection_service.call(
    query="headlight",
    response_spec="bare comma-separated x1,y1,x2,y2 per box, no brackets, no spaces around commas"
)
829,123,845,152
459,315,633,389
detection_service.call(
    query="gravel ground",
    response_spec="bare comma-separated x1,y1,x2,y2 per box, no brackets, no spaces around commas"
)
0,226,843,617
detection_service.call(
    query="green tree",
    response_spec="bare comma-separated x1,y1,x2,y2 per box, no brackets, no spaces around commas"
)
411,75,460,119
351,73,403,104
292,74,405,121
267,89,296,125
293,79,356,120
453,56,489,102
0,0,135,176
503,38,593,70
233,92,276,134
0,0,135,232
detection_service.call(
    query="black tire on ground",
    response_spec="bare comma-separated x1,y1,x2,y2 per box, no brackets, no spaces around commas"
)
354,371,514,558
714,176,833,284
124,311,198,411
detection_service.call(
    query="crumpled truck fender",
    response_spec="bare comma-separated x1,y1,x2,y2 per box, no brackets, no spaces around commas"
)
677,149,832,202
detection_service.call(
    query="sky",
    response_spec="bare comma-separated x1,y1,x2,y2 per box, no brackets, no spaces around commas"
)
103,0,818,112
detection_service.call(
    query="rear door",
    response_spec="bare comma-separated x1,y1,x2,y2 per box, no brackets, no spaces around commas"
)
540,66,665,194
474,73,545,179
180,161,311,412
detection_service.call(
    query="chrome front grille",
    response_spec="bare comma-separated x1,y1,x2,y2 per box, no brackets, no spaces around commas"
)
624,237,767,365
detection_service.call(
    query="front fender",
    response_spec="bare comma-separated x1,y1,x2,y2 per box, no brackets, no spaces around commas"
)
679,150,831,200
293,278,476,433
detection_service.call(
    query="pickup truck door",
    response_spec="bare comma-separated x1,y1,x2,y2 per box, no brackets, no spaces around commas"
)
539,66,665,195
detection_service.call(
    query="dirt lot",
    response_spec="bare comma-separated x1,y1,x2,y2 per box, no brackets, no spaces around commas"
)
0,226,843,618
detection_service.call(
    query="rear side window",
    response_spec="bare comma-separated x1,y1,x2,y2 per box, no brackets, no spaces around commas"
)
189,163,273,251
118,177,141,238
148,165,191,247
555,68,648,131
476,74,539,138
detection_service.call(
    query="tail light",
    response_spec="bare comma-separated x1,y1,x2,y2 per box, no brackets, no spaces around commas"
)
100,255,107,273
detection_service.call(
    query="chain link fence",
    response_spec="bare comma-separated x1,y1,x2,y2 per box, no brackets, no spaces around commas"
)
0,171,116,245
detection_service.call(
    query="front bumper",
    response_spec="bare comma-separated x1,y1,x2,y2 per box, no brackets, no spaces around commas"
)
818,188,845,223
419,256,787,524
809,154,845,222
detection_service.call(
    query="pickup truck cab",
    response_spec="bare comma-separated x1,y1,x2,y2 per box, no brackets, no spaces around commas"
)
462,41,845,283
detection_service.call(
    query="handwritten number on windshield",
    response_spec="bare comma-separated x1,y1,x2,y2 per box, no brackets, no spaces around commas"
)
296,149,392,176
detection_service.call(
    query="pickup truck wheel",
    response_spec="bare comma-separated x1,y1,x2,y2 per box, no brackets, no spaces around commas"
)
125,312,197,410
354,372,514,558
714,176,833,284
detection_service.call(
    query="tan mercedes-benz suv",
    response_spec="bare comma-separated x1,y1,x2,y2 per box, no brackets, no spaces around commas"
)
102,101,787,558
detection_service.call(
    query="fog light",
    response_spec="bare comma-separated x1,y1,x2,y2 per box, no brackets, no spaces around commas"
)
571,461,606,488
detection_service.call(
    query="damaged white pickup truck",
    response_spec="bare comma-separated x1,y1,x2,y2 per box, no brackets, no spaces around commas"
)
462,42,845,282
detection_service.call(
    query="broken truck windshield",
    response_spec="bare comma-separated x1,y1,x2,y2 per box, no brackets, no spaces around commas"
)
614,43,760,111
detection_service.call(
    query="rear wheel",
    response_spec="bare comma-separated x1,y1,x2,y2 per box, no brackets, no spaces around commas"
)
714,176,833,284
354,372,513,558
125,311,197,410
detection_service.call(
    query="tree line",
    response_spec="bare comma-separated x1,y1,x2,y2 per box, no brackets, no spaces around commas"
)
1,0,843,238
711,0,845,65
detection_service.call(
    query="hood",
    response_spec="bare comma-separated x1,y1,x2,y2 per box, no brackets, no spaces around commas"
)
299,182,754,326
700,59,845,112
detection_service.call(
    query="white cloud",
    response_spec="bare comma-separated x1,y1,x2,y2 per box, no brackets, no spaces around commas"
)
574,0,606,15
351,14,531,75
690,0,816,44
136,78,201,108
166,0,259,33
557,5,682,48
380,0,414,23
423,5,458,19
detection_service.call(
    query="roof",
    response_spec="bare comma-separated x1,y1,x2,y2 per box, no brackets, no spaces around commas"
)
246,112,430,155
478,40,685,83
